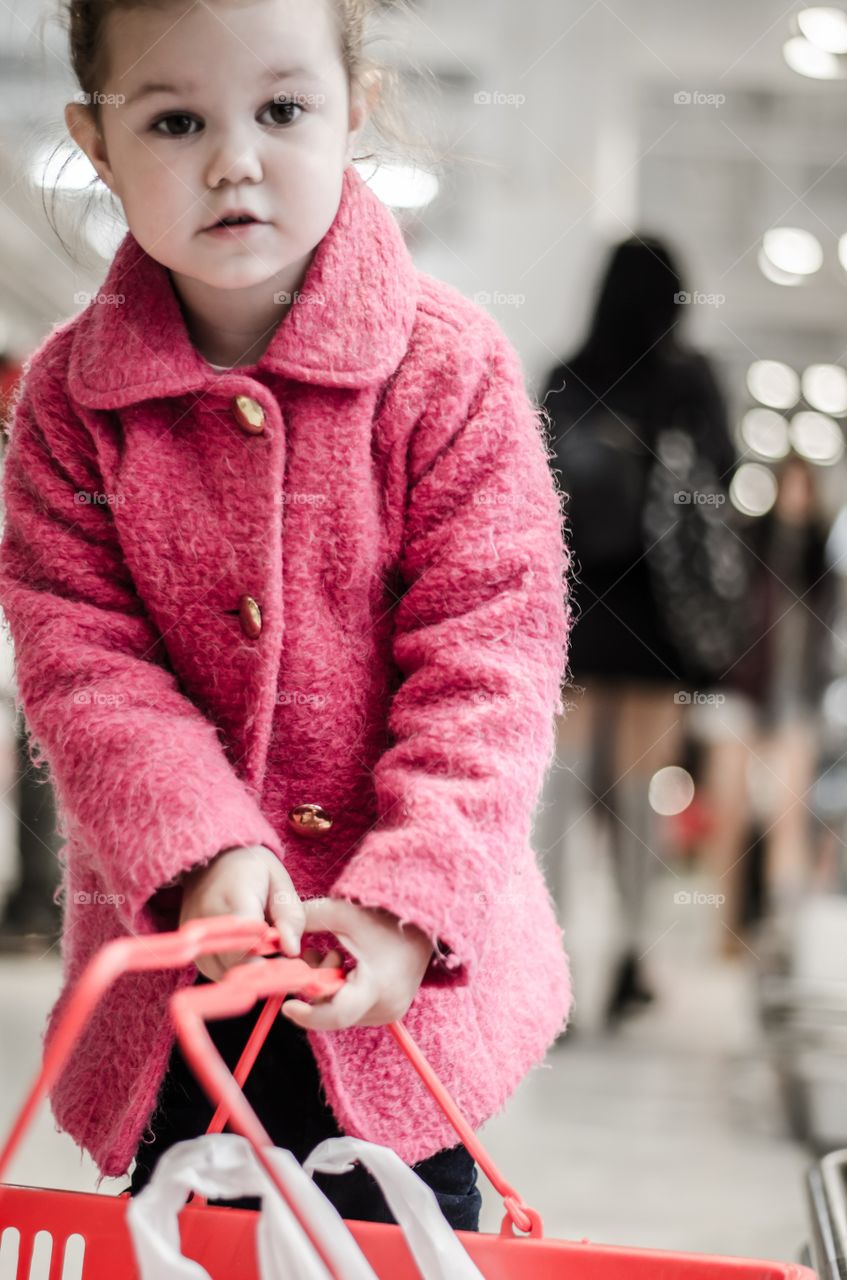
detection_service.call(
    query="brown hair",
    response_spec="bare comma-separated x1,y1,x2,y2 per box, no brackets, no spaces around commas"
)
44,0,445,256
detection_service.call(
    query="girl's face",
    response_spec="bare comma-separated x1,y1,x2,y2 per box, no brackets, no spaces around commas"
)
66,0,370,292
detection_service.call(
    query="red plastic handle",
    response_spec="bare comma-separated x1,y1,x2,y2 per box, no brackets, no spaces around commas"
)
0,916,542,1240
0,916,276,1188
172,946,542,1237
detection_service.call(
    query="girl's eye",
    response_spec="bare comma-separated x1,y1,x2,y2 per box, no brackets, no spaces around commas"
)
149,99,305,138
151,113,201,138
259,98,305,127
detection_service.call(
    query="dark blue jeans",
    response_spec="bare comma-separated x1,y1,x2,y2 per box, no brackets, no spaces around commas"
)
125,972,482,1231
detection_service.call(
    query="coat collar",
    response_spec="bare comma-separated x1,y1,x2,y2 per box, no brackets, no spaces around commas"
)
67,164,418,408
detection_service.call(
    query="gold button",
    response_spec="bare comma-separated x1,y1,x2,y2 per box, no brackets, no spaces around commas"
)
239,594,262,638
232,395,265,435
287,803,333,837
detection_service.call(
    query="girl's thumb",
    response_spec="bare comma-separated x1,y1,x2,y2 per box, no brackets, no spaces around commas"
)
270,879,306,957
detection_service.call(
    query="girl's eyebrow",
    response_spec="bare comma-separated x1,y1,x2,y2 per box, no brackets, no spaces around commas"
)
125,66,318,105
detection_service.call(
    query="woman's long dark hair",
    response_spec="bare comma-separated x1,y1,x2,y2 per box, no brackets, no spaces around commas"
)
566,235,688,392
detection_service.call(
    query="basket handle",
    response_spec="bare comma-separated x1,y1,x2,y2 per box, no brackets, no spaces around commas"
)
0,916,354,1279
0,915,277,1187
172,951,543,1238
0,916,542,1239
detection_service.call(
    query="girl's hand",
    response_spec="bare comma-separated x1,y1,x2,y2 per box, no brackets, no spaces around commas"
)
178,844,305,982
280,897,434,1031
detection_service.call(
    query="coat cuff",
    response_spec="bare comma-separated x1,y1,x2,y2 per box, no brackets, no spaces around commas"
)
141,829,287,933
330,832,483,988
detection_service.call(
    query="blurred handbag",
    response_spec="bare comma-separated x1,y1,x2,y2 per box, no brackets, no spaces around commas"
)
642,417,753,682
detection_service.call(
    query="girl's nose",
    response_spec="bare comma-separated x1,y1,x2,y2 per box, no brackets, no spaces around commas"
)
205,131,263,189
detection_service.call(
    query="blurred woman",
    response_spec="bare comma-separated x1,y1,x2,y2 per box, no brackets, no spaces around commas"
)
535,235,740,1028
698,454,835,956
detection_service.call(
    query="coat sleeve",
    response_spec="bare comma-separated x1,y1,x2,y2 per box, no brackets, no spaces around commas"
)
330,322,573,987
0,354,289,936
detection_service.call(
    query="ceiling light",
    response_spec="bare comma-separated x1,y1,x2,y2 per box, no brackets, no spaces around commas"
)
802,364,847,415
762,227,823,276
757,246,804,286
798,7,847,53
740,408,791,459
648,767,695,817
783,34,845,76
789,411,845,464
746,359,800,410
730,463,778,517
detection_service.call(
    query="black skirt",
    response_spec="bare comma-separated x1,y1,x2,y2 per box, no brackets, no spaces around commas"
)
567,558,691,686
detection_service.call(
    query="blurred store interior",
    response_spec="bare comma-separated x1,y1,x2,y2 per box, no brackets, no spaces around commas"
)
3,0,847,1269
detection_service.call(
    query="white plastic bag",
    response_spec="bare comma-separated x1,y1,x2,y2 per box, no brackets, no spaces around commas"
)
125,1131,486,1280
125,1132,379,1280
304,1136,485,1280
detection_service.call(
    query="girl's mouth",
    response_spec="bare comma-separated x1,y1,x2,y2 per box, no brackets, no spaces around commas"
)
203,216,268,237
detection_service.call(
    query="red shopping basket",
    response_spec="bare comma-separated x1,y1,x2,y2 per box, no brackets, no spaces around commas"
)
0,916,815,1278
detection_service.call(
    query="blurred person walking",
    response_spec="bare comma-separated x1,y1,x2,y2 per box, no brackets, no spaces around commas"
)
535,235,747,1029
697,454,835,958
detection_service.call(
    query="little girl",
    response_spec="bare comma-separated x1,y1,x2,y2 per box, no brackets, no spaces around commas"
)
0,0,573,1229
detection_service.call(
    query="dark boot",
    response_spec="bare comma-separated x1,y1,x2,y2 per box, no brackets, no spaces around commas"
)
605,949,656,1026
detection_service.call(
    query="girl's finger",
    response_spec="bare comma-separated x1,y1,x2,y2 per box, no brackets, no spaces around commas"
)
198,955,224,983
218,949,264,972
297,898,362,961
281,964,375,1032
299,948,346,1004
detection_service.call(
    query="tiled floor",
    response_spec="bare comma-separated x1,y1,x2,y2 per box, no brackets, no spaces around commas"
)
475,926,812,1265
0,865,815,1270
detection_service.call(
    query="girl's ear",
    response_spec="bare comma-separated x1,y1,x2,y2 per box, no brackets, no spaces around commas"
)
64,102,119,196
346,68,382,161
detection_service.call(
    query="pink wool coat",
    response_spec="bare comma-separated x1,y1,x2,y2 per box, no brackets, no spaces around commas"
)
0,163,573,1182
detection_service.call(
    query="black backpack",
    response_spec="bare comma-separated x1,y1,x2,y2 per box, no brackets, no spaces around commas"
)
550,398,653,568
